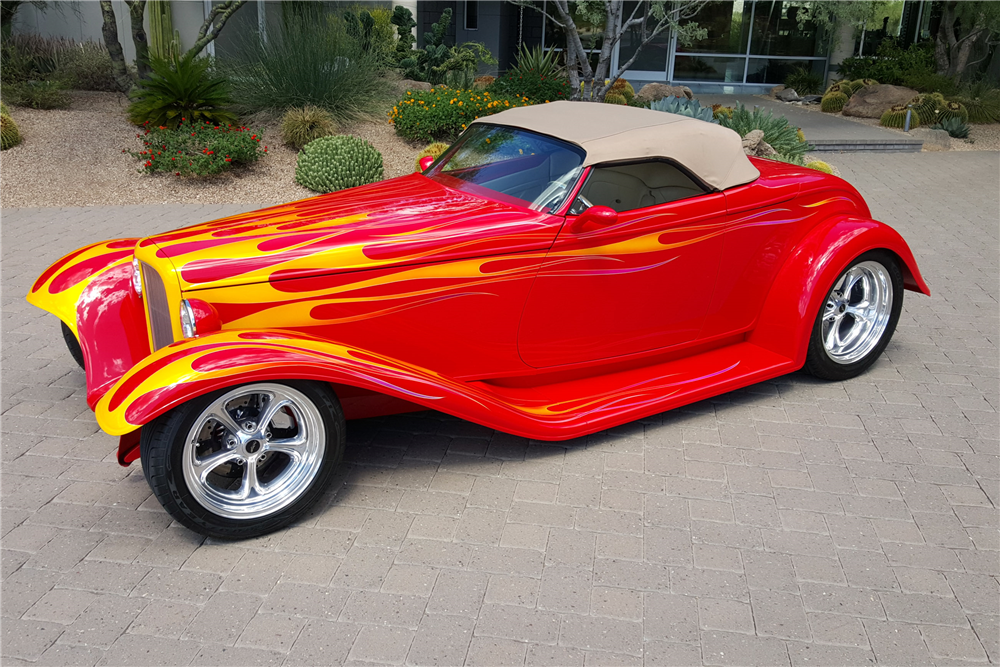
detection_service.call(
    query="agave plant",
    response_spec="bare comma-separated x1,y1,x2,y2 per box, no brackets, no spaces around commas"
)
510,43,564,79
649,96,717,123
127,53,236,129
931,116,970,139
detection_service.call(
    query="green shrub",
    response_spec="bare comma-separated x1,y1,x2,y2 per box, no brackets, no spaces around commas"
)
0,34,69,84
281,106,338,150
719,103,813,164
399,8,496,85
805,160,833,174
712,105,733,120
902,71,961,96
820,92,848,112
128,53,235,128
388,88,534,142
414,141,450,172
390,5,417,63
837,39,935,85
132,121,266,176
295,135,384,193
604,92,627,105
937,100,969,123
952,83,1000,124
343,6,395,67
784,67,823,95
880,104,920,129
650,96,716,123
7,80,71,109
1,113,22,150
56,40,118,91
489,70,571,104
931,116,970,139
221,15,390,122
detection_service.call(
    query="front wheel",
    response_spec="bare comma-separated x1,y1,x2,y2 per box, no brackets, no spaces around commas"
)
140,381,345,539
804,251,903,381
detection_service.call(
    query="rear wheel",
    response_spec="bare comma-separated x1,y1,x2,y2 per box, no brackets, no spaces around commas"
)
140,381,345,539
61,322,85,369
804,250,903,381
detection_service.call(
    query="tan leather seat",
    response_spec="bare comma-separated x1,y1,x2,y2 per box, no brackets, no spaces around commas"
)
581,161,704,212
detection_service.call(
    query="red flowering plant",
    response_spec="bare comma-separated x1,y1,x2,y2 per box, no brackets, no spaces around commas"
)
130,119,267,177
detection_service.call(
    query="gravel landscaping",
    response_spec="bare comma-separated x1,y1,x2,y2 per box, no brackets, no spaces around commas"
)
0,91,420,209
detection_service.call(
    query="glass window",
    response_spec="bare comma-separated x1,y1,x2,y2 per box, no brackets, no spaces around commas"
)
543,1,605,52
676,0,751,54
426,125,586,213
673,55,747,82
618,1,672,72
749,1,829,57
575,161,706,213
745,57,823,84
464,1,478,30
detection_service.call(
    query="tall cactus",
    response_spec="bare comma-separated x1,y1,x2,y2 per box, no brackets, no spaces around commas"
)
148,0,178,60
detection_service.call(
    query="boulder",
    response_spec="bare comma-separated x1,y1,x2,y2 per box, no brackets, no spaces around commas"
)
635,83,694,103
801,94,822,105
842,84,918,118
400,79,433,92
741,129,777,157
770,85,786,97
911,127,951,152
776,88,801,102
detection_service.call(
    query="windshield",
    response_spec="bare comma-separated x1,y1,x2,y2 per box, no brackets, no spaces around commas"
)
425,124,586,214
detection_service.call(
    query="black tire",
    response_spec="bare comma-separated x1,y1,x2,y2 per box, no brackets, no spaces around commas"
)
804,250,903,381
140,380,345,539
61,322,85,369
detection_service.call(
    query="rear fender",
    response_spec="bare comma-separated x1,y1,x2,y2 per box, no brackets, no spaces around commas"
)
27,239,140,335
748,215,929,365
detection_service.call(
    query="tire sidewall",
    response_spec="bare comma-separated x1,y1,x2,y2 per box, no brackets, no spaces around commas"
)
805,250,904,381
140,380,345,539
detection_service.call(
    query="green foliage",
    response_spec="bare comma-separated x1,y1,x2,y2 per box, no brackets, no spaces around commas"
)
952,82,1000,124
931,116,970,139
604,92,627,105
903,71,960,96
487,45,570,103
132,120,266,177
388,88,534,142
0,102,9,115
6,80,71,109
399,8,496,85
909,94,941,125
837,39,934,86
1,113,22,150
344,6,395,66
879,104,920,129
128,53,235,129
509,44,564,80
220,16,389,122
414,141,450,172
719,103,814,164
805,160,833,174
295,135,384,194
784,67,823,95
281,106,338,150
650,96,716,123
390,5,417,62
610,78,635,102
712,105,733,120
56,41,120,91
937,100,969,123
820,92,848,113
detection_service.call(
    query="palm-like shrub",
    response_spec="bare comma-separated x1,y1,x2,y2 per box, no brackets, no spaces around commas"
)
296,135,384,193
281,106,338,150
719,103,814,164
127,53,236,129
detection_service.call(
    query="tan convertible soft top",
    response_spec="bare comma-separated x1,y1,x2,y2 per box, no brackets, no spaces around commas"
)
471,100,759,191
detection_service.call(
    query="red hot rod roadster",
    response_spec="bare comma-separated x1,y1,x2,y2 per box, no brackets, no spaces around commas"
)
28,102,929,537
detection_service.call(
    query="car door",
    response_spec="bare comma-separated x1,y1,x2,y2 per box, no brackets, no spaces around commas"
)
517,160,727,368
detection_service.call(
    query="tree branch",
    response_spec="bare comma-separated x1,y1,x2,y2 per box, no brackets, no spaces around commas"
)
187,0,247,58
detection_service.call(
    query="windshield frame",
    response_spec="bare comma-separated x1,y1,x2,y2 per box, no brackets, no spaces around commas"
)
424,123,588,215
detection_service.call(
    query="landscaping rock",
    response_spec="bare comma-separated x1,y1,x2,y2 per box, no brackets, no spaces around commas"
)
912,127,951,151
400,79,433,92
741,129,777,157
842,84,918,118
770,85,786,97
635,83,693,103
776,88,801,102
801,95,822,104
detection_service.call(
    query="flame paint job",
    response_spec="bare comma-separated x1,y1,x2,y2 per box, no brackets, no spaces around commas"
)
28,156,929,458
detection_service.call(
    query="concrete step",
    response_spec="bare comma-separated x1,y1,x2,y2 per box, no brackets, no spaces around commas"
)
810,139,923,153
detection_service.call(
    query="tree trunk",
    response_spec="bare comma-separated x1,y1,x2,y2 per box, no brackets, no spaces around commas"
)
934,1,956,76
186,0,248,59
98,0,135,93
127,0,150,79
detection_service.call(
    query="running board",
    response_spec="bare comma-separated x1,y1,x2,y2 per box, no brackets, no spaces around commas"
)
472,342,799,440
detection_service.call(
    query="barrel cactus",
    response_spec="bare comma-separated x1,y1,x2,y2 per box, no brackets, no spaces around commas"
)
805,160,834,175
609,78,635,102
937,101,969,123
414,141,450,172
712,105,733,121
0,101,10,116
820,92,848,112
825,82,847,95
910,94,941,125
880,104,920,129
604,92,627,105
1,113,21,150
295,135,384,194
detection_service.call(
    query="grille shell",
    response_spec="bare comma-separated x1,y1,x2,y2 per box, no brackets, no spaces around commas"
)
141,262,174,351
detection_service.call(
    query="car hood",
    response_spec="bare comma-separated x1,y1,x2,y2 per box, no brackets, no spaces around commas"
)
141,174,561,292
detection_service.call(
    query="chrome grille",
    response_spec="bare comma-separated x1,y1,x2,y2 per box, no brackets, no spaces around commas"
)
141,262,174,351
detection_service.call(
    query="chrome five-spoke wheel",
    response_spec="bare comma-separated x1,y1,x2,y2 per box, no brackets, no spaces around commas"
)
805,251,903,381
141,381,345,539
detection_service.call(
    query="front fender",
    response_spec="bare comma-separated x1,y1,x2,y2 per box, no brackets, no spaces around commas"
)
27,238,140,335
95,330,522,438
748,215,929,365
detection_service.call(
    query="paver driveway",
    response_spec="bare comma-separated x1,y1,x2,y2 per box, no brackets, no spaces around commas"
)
2,151,998,666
